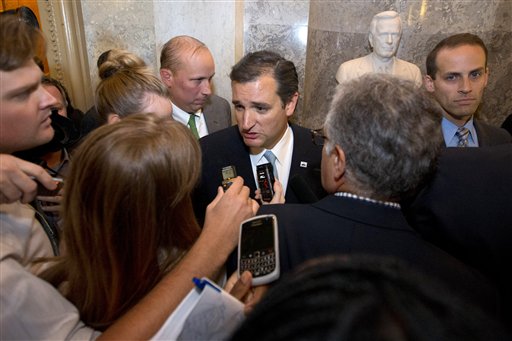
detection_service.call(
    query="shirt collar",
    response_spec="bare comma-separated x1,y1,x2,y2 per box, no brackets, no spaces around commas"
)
172,103,203,126
441,116,477,146
251,124,292,164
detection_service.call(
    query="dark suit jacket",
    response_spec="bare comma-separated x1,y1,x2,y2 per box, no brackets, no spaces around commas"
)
203,94,232,134
258,195,498,316
193,123,326,223
402,144,512,324
474,119,511,146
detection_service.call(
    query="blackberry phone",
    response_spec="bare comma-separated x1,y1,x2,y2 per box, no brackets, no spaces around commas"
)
238,214,280,285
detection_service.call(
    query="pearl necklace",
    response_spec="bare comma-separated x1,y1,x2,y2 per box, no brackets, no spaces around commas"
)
334,192,401,209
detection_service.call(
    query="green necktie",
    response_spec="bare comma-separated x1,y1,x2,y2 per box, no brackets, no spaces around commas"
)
188,114,199,139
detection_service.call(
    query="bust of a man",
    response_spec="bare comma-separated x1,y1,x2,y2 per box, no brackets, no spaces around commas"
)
335,11,422,87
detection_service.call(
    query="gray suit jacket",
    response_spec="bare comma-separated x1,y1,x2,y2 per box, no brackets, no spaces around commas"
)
203,94,232,134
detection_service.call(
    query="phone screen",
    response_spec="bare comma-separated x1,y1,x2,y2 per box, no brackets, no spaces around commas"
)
240,217,274,258
239,214,280,285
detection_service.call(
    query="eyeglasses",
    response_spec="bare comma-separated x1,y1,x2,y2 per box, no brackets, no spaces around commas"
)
311,128,327,146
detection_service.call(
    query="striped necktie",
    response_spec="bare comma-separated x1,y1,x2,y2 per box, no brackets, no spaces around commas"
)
264,150,279,180
455,127,469,147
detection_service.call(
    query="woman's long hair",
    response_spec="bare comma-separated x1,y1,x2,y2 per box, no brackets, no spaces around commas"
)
41,114,201,329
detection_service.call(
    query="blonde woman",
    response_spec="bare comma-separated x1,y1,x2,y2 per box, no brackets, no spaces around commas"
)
95,55,173,124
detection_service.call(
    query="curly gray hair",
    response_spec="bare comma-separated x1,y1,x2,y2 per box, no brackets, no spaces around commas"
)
324,74,443,200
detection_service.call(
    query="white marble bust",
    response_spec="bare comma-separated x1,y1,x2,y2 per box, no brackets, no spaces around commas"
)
335,11,422,87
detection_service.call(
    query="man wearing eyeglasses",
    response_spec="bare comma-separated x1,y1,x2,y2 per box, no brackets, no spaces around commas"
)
256,74,499,317
193,50,326,223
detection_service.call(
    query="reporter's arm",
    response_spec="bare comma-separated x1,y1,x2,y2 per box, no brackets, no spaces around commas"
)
98,177,258,340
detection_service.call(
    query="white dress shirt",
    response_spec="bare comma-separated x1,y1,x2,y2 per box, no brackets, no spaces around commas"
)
172,103,209,138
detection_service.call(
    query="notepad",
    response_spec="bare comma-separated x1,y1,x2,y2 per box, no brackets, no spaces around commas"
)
151,277,245,340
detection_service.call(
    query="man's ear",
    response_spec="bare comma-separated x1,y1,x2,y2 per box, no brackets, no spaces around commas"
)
107,113,121,124
368,32,374,49
284,92,299,118
424,75,435,93
333,144,346,182
159,68,173,87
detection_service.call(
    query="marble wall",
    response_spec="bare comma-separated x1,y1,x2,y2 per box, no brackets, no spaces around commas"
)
243,0,310,121
81,0,157,96
78,0,511,129
80,0,236,106
153,1,236,106
303,0,512,129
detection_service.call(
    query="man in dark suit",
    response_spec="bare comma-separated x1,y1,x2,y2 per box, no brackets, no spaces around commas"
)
160,35,231,138
258,74,498,317
194,50,325,223
403,144,512,326
424,33,511,147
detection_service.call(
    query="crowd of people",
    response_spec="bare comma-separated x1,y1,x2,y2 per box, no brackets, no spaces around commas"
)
1,9,511,340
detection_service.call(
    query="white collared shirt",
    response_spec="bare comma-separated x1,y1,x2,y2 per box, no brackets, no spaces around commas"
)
249,125,294,195
172,103,209,138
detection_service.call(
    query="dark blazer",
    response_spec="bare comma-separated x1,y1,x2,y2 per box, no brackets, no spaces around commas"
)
203,94,232,134
258,195,498,316
193,123,326,223
474,119,511,146
402,144,512,324
501,114,512,136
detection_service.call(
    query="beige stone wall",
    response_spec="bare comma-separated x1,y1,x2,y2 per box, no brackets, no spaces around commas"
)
303,0,512,128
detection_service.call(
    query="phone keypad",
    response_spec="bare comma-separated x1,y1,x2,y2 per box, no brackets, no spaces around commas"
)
240,250,276,277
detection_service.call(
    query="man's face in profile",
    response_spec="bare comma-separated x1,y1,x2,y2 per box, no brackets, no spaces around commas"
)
0,60,56,153
370,18,401,59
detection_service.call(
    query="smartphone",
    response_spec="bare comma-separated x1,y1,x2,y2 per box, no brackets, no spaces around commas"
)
238,214,280,285
256,163,275,202
221,165,237,191
36,177,64,197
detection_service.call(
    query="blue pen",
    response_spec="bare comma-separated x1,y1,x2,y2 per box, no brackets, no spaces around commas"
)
192,277,221,292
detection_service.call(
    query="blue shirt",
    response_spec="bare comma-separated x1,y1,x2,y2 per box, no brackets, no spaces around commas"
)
441,116,479,147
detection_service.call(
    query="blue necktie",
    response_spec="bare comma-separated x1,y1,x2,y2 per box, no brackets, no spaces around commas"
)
456,127,469,147
264,150,279,180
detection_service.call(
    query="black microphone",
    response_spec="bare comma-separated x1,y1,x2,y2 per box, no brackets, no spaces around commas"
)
289,175,319,203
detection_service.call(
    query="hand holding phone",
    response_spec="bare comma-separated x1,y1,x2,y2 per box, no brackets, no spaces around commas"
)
255,179,285,204
238,214,280,286
256,163,275,202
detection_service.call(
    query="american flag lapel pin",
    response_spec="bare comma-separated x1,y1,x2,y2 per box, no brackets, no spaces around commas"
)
300,161,308,168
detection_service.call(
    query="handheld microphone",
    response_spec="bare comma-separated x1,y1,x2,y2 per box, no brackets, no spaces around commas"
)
221,165,237,191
